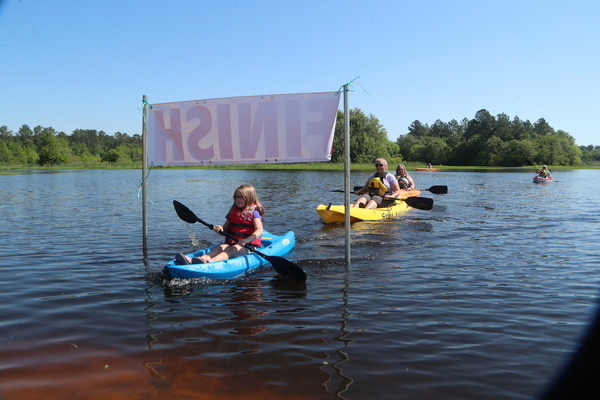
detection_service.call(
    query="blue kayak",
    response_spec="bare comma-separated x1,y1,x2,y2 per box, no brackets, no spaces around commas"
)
164,230,295,279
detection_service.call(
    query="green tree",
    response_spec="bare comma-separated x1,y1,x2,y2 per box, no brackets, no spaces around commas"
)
0,125,13,142
396,134,423,161
69,142,99,163
430,119,452,138
0,141,10,163
495,113,514,141
69,129,103,156
477,136,505,166
101,149,121,163
37,131,71,165
101,145,132,163
394,109,587,166
498,139,537,166
453,134,485,165
331,111,345,162
536,131,581,165
98,130,116,150
533,118,554,136
417,136,451,164
23,146,38,164
0,141,38,164
407,120,430,137
331,108,392,163
511,116,533,140
128,146,143,162
580,145,600,164
465,109,496,141
16,124,34,147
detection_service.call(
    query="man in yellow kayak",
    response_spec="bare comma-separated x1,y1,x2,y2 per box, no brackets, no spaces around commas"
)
353,158,402,209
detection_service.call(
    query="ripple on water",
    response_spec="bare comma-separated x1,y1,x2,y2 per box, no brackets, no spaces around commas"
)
1,169,599,399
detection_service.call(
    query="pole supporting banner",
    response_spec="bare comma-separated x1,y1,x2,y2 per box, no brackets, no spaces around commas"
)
343,85,351,264
141,95,149,258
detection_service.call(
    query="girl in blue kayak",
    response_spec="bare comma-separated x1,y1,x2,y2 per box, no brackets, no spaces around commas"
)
176,185,264,264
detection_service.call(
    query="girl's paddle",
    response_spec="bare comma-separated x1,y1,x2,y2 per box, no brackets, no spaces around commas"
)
173,200,307,282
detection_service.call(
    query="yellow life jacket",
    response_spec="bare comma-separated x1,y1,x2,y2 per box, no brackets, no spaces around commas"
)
367,176,388,196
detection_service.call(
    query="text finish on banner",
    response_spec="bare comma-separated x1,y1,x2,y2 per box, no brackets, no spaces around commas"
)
147,92,340,165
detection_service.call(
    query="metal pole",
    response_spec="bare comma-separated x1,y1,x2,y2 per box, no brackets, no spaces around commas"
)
343,85,351,264
141,95,149,258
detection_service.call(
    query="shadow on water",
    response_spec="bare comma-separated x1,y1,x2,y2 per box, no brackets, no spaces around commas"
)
145,256,359,398
131,275,346,399
323,271,354,399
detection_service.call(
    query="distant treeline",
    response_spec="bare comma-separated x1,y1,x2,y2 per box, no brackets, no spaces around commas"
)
331,108,599,166
2,108,599,167
0,125,141,166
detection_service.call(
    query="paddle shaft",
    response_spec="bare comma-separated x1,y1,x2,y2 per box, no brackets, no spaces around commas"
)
351,185,447,194
529,160,541,170
330,190,433,210
216,229,272,261
191,217,270,257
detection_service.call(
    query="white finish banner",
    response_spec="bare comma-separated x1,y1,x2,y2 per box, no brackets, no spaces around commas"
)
147,91,340,165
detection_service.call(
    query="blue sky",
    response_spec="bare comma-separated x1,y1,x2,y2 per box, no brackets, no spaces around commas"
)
1,0,598,146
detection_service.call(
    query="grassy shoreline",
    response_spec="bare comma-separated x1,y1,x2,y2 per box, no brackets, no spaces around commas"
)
1,161,598,174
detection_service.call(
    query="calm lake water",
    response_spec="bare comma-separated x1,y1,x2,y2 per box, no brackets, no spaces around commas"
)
1,168,599,400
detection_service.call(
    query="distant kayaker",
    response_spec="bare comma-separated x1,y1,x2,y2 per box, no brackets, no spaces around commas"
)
395,164,415,190
539,165,552,178
353,158,402,209
176,185,264,264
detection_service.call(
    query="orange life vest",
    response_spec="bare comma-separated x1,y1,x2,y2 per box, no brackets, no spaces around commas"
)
226,205,262,247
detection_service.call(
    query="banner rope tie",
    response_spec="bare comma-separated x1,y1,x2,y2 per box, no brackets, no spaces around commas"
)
138,97,153,122
138,162,155,204
337,76,371,96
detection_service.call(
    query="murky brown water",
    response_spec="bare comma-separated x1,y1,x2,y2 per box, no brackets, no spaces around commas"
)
1,168,598,399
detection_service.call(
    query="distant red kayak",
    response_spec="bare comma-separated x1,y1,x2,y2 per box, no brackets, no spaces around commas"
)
415,168,442,171
533,176,553,183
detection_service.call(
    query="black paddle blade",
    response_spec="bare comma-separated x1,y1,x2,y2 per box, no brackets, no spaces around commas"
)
173,200,214,230
426,185,448,194
266,255,307,282
173,200,200,224
404,196,433,210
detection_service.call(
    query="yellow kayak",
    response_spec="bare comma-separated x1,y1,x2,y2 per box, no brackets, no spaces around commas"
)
317,190,423,223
